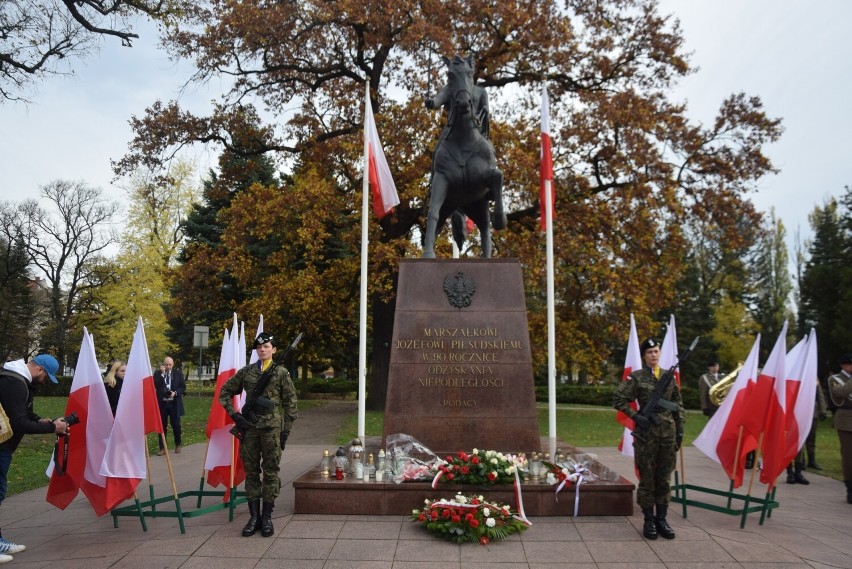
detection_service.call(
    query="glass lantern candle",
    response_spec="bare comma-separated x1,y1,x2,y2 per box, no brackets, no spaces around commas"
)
529,452,541,481
376,449,386,482
348,437,364,473
320,449,331,477
353,452,364,479
333,447,348,480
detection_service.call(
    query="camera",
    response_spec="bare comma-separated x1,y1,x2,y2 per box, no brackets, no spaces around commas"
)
62,411,80,426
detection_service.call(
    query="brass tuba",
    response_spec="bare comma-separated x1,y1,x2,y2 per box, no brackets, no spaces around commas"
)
708,362,744,407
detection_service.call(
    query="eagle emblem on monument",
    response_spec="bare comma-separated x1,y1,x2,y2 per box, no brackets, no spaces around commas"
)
443,271,476,309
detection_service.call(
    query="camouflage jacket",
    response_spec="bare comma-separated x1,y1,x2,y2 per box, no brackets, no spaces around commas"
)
613,367,685,432
219,362,298,431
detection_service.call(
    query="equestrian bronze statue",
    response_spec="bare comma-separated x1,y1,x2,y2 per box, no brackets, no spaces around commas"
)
422,55,506,258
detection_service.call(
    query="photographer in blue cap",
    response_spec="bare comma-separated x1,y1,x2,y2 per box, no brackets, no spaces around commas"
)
0,354,70,562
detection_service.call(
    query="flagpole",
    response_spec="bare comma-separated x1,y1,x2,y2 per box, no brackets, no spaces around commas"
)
545,178,556,457
357,80,370,441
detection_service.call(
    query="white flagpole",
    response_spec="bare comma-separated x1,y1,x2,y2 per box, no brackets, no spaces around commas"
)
357,80,370,440
545,177,556,457
542,85,557,457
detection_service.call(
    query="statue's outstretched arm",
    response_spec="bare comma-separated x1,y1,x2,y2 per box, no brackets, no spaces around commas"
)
425,84,451,110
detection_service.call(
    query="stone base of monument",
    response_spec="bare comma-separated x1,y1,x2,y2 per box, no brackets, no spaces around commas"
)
293,443,634,517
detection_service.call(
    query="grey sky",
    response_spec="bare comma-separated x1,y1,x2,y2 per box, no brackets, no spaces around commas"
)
1,1,849,260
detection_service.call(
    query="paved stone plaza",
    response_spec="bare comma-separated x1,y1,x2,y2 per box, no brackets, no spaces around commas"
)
3,404,851,568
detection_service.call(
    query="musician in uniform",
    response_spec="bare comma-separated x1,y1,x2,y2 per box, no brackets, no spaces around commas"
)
219,332,298,537
613,338,684,539
698,359,721,417
827,353,852,504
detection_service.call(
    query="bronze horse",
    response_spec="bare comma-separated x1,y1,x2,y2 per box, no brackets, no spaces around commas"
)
422,56,506,258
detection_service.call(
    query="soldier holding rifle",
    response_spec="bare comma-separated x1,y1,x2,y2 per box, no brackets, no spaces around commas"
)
219,332,298,537
613,338,687,540
828,353,852,504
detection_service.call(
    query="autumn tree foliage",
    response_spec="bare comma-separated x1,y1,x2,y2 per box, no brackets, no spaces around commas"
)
116,0,782,397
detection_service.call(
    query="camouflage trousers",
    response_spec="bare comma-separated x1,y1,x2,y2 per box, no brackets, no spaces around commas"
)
239,427,282,502
633,430,677,509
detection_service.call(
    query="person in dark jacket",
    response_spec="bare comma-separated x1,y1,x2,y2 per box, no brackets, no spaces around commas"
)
103,360,126,416
0,355,69,561
153,357,186,454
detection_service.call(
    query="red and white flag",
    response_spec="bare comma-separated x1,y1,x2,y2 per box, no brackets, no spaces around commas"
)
787,329,818,460
249,314,263,367
46,329,114,515
540,86,555,231
737,322,787,486
205,314,245,493
364,84,399,218
693,335,761,487
99,317,163,510
660,315,681,389
617,314,643,458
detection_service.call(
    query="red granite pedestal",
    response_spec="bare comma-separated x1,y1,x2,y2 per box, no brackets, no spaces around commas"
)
293,442,634,517
383,259,540,452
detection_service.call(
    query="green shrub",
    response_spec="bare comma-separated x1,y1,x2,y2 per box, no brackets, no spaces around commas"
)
535,382,700,410
304,377,357,394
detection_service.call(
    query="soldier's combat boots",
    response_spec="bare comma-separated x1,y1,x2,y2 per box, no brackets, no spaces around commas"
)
260,501,275,537
654,504,676,539
845,481,852,504
641,508,657,539
242,500,261,537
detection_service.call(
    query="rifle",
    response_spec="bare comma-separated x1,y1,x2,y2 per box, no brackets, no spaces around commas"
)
631,336,699,443
230,332,303,440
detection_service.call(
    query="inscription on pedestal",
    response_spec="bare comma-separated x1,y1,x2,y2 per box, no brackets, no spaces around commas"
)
383,259,541,452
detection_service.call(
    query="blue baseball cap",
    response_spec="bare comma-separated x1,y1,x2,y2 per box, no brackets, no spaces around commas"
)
32,354,59,383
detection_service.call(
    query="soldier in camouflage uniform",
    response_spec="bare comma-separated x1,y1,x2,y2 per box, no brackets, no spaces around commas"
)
613,338,684,540
220,332,298,537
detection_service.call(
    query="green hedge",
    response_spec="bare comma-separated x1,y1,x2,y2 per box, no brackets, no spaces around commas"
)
534,383,700,410
303,377,357,394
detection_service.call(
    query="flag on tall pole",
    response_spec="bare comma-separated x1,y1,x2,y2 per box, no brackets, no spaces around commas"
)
617,314,643,458
788,329,818,460
693,335,761,487
46,329,113,515
659,315,681,389
756,322,799,487
358,81,399,439
364,82,400,219
541,84,558,457
100,317,163,510
738,322,787,484
540,86,555,231
205,314,245,493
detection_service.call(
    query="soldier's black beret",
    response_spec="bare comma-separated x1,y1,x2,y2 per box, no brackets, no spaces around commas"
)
253,332,278,348
840,353,852,365
640,338,658,354
708,358,719,366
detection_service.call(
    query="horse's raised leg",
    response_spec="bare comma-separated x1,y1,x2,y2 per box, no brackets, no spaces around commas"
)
422,175,448,258
488,168,507,230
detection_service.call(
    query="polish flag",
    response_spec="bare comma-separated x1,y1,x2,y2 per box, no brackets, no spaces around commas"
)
364,83,399,218
99,317,163,510
787,330,818,459
693,335,761,487
616,314,642,458
738,322,787,487
659,315,681,389
205,314,245,493
540,86,555,231
46,329,114,515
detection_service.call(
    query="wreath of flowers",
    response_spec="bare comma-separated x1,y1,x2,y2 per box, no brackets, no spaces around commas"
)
411,493,530,544
432,449,527,485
